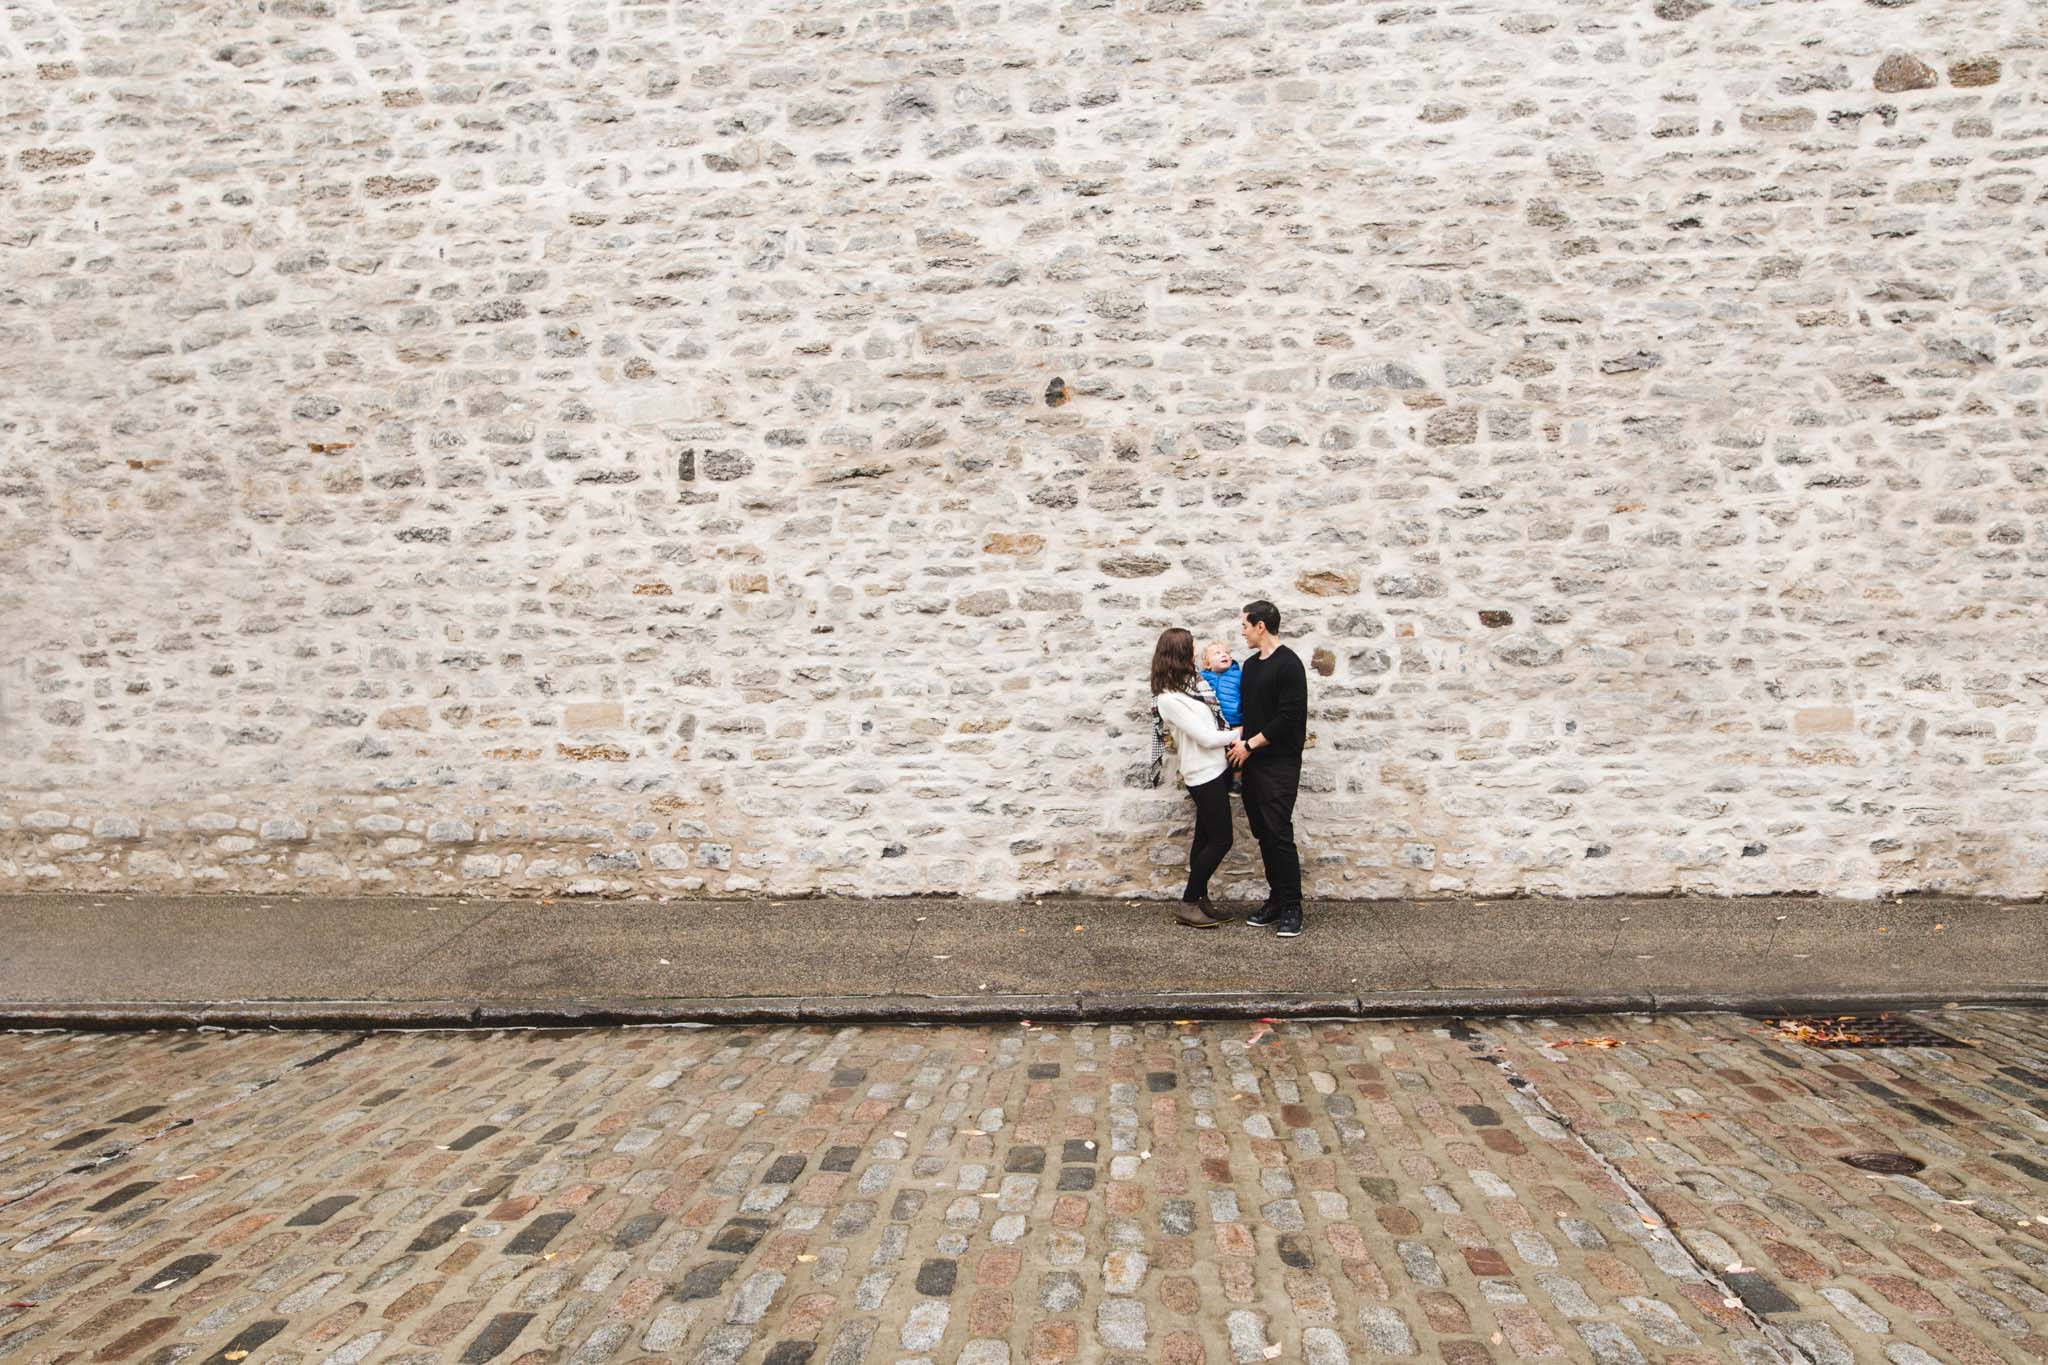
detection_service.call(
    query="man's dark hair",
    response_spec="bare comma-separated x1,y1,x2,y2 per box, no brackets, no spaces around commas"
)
1242,599,1281,633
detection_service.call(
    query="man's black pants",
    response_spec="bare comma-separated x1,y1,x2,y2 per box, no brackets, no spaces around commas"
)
1183,771,1234,902
1240,758,1302,911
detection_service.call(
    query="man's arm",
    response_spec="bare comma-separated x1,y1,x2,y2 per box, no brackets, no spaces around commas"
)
1262,652,1307,751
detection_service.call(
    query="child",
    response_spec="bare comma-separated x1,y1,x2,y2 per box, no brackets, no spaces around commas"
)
1200,641,1244,792
1200,641,1243,728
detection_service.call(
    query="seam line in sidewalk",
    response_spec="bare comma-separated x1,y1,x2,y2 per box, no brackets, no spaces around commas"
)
1464,1020,1819,1365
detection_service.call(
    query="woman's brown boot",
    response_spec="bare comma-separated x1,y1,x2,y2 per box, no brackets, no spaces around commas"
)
1175,899,1221,928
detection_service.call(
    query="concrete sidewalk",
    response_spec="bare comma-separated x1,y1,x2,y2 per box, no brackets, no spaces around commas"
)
3,891,2042,1029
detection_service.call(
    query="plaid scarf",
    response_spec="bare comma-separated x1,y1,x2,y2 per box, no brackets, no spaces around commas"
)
1149,676,1228,787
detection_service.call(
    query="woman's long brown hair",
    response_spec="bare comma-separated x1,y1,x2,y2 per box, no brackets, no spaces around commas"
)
1149,627,1198,697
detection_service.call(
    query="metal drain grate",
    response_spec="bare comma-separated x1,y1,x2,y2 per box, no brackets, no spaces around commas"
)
1758,1015,1968,1049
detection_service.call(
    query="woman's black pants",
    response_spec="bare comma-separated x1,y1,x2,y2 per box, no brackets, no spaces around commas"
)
1183,771,1234,902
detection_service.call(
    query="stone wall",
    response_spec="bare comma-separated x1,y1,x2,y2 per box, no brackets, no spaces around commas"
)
2,0,2043,901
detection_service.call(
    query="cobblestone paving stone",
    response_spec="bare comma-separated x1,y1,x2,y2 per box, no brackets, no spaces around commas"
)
0,1013,2041,1364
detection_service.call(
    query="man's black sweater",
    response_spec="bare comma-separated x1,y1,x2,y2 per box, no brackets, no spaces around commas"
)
1239,645,1308,763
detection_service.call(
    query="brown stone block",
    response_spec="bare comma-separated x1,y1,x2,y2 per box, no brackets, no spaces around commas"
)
409,1297,486,1347
20,146,94,171
967,1288,1012,1336
985,533,1046,555
1948,56,2000,86
1461,1246,1510,1277
1296,571,1358,597
1426,407,1479,446
1874,53,1937,92
1376,1206,1421,1235
383,1279,444,1320
1741,107,1817,133
1214,1222,1255,1257
556,741,629,762
564,701,623,733
1031,1319,1079,1364
1420,1289,1470,1333
90,1315,176,1361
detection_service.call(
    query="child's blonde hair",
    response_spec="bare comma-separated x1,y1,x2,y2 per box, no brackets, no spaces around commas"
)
1200,639,1233,671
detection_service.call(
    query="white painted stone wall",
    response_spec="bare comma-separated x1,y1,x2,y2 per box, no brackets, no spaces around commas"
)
2,0,2042,901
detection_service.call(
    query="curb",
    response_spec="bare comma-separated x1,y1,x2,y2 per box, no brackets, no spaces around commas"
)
4,987,2044,1032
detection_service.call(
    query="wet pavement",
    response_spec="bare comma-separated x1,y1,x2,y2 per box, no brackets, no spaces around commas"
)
1,1010,2044,1364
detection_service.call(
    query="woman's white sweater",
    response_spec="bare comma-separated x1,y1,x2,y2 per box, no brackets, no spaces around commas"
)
1156,690,1240,787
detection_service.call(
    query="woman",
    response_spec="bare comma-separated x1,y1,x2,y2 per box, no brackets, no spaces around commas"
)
1149,627,1242,928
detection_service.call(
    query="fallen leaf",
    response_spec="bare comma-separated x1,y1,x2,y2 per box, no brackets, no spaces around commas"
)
1773,1019,1875,1046
1263,1347,1282,1360
797,1254,816,1262
225,1354,249,1362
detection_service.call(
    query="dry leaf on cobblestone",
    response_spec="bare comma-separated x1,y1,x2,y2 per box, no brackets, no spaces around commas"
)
1550,1036,1623,1048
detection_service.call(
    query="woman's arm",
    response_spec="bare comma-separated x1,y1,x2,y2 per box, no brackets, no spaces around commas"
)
1158,693,1240,750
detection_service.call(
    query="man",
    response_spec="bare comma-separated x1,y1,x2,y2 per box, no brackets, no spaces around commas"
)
1227,599,1308,938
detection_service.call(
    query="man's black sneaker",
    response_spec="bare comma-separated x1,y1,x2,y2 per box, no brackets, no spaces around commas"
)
1275,911,1303,938
1245,903,1281,928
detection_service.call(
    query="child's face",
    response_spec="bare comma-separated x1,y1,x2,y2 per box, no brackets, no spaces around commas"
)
1202,643,1231,671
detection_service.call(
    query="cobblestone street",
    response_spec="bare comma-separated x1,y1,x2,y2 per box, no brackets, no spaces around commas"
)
3,1012,2045,1365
